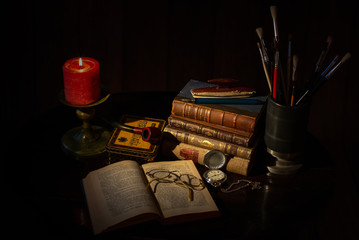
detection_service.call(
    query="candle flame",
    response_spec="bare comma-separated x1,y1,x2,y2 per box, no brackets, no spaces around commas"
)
79,58,83,69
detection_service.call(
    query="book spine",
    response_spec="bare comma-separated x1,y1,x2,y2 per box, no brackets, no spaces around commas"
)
167,116,251,147
171,115,254,137
164,126,254,159
161,140,252,176
171,100,256,133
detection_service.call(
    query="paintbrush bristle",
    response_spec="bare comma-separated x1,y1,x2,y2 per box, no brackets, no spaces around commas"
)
256,27,264,40
270,6,277,19
293,55,298,67
341,52,351,63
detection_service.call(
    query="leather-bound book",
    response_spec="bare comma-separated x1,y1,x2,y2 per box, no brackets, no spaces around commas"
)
171,79,267,133
164,125,258,160
161,140,254,176
167,115,255,147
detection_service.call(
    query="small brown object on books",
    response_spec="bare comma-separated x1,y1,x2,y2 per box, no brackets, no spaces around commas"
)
191,78,256,98
82,160,220,234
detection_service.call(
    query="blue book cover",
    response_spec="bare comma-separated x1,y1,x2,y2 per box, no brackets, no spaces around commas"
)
176,79,267,118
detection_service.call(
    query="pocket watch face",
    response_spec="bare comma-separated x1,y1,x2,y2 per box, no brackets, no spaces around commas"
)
207,169,226,181
203,169,227,187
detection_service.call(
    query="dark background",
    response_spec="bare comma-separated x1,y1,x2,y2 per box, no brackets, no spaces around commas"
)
4,0,359,238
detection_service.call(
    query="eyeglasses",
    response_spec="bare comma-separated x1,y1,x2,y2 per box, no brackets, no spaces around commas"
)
145,169,205,201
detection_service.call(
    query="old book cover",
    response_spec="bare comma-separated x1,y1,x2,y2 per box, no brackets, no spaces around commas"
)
82,160,219,234
167,115,255,147
164,125,258,160
171,79,267,133
161,140,253,176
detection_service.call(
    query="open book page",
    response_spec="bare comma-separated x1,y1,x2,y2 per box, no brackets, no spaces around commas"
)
82,160,161,234
142,160,219,219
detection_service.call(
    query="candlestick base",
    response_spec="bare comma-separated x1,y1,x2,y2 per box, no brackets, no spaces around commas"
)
62,125,110,157
59,87,111,158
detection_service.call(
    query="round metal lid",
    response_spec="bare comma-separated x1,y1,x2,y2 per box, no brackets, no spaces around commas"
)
203,150,226,169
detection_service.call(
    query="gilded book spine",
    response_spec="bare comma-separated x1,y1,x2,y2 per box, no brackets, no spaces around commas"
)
171,100,256,133
161,140,252,176
167,116,252,147
164,126,254,159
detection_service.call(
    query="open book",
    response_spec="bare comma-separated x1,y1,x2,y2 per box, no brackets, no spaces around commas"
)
82,160,220,234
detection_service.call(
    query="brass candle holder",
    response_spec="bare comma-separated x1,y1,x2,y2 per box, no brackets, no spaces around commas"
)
59,87,111,158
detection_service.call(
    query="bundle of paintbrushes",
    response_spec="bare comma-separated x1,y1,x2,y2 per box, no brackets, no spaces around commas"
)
256,5,351,107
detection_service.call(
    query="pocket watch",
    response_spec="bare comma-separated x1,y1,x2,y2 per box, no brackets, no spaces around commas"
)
202,150,227,187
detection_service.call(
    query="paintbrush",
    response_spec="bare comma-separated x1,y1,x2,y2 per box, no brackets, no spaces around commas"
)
256,27,271,67
279,58,289,105
324,52,351,79
270,6,287,103
270,6,279,44
304,36,333,97
286,34,293,104
257,42,272,92
306,55,339,96
320,55,339,77
296,52,351,105
273,48,280,100
290,55,298,107
315,36,333,73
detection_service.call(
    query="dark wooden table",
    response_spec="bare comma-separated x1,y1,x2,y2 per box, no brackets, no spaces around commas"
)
4,92,335,239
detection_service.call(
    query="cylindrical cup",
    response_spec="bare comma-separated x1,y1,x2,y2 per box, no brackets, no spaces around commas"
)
264,97,310,160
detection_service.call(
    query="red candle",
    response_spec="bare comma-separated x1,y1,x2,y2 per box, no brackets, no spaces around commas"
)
62,57,100,105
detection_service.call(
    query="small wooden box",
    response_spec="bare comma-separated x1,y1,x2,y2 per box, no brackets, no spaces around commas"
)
106,115,166,164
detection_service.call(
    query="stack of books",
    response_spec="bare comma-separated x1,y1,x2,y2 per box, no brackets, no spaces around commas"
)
162,79,267,176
